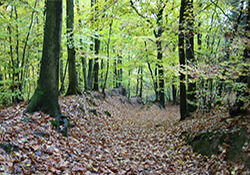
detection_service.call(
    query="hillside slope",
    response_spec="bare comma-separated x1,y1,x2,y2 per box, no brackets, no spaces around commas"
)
0,91,249,174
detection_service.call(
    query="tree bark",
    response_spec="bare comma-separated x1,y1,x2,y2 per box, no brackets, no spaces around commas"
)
154,6,165,108
102,20,113,95
115,55,122,88
172,84,176,104
25,0,63,117
93,37,100,91
186,0,196,112
66,0,78,95
179,0,189,120
139,66,143,98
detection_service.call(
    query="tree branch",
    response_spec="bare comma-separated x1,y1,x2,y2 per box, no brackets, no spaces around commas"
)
129,0,153,26
210,0,232,21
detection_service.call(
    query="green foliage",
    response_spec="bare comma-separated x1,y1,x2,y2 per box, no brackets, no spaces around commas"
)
0,0,248,115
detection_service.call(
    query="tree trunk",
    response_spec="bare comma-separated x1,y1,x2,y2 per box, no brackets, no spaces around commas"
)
20,0,38,95
66,0,78,95
139,66,143,98
230,0,250,116
25,0,63,117
172,84,176,104
102,20,113,95
117,55,122,88
155,67,159,102
59,57,65,93
145,41,158,99
93,38,100,91
179,0,189,120
154,6,165,108
157,40,165,108
186,0,196,112
136,67,140,96
81,55,87,90
113,58,117,88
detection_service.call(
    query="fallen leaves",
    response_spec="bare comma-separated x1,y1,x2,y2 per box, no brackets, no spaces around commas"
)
0,92,249,174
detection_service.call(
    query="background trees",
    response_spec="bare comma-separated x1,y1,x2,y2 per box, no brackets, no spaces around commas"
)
0,0,249,118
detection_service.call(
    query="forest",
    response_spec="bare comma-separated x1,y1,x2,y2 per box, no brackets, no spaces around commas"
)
0,0,249,174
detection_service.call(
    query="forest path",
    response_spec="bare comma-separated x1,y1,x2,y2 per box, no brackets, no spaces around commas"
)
0,92,248,174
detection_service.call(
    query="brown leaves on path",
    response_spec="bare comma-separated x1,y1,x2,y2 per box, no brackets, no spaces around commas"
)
0,92,249,174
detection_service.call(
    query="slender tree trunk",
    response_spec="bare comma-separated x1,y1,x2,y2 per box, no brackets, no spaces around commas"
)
179,0,189,120
59,58,65,93
127,68,131,98
139,66,143,98
66,0,78,95
154,67,159,102
14,6,20,83
145,42,158,100
93,38,100,91
136,67,140,96
172,84,176,104
87,43,94,90
113,58,117,88
81,55,87,89
157,40,165,108
20,0,38,94
117,55,122,88
102,20,113,95
25,0,63,117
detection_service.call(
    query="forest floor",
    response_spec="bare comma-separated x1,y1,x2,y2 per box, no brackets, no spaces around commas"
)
0,91,249,174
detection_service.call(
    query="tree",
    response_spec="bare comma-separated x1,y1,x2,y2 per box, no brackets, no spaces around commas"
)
25,0,63,117
93,34,100,91
66,0,78,95
102,19,113,95
186,0,196,113
229,0,250,116
179,0,189,120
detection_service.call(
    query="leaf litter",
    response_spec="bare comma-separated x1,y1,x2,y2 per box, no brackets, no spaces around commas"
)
0,91,249,174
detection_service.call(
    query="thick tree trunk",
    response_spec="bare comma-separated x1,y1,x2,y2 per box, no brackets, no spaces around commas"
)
25,0,62,117
66,0,78,95
186,0,196,112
